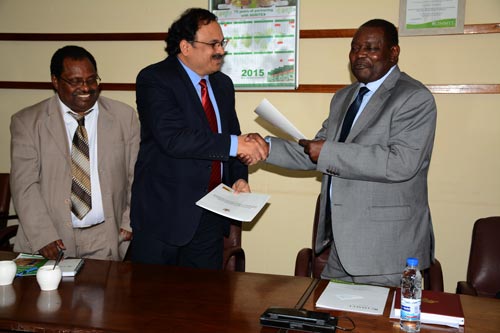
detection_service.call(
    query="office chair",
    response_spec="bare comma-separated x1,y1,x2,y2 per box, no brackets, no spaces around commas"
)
223,221,245,272
0,225,18,252
0,173,18,251
456,216,500,298
295,194,444,291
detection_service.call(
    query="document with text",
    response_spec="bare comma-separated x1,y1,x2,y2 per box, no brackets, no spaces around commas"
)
316,280,390,315
196,184,270,222
254,98,306,140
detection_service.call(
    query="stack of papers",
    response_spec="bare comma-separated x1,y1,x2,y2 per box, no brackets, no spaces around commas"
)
316,280,390,315
390,288,465,328
44,258,84,277
14,253,84,277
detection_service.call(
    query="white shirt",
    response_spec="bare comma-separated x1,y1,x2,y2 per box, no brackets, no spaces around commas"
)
58,97,105,228
352,65,396,126
329,65,397,198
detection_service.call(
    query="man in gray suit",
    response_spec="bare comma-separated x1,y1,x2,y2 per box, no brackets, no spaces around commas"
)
11,45,140,261
247,19,436,286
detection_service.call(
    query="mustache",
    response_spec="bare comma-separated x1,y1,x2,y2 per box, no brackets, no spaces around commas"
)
212,53,225,60
352,60,370,68
72,89,98,96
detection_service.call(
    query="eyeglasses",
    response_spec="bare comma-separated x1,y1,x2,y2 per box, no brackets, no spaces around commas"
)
59,75,101,88
191,39,229,50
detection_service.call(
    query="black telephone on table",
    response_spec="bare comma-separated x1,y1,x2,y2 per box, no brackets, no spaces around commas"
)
260,307,338,333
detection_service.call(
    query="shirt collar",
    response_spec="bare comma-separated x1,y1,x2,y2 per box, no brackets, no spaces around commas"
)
362,65,396,92
57,94,98,118
177,57,209,87
57,95,99,116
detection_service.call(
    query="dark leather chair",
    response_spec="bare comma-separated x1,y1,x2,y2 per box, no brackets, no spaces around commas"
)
0,173,14,228
223,221,245,272
295,195,444,291
0,173,18,251
456,216,500,298
0,225,18,251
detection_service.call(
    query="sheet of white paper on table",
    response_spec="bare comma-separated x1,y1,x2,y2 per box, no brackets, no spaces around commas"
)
196,184,270,222
316,280,389,315
254,98,306,140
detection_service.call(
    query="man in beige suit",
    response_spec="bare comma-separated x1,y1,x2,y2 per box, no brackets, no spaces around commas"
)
10,45,140,261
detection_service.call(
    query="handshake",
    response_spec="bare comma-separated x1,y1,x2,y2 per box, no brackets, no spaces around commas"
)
237,133,268,166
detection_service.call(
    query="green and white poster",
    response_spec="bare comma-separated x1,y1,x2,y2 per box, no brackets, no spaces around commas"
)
210,0,299,90
399,0,465,36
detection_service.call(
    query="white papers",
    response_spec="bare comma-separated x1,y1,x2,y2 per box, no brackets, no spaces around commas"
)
254,98,306,140
316,280,389,315
43,258,84,277
389,293,464,328
196,183,270,222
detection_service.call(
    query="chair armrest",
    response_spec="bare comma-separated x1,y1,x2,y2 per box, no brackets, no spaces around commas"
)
294,248,313,277
0,225,18,251
456,281,478,296
223,246,245,272
423,258,444,292
0,215,18,229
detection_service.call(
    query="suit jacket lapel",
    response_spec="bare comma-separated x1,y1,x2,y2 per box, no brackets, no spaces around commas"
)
44,95,71,165
170,57,208,125
97,98,114,165
331,88,358,142
347,66,401,141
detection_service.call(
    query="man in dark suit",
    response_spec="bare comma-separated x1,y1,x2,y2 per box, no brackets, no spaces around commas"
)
130,8,268,269
246,19,437,286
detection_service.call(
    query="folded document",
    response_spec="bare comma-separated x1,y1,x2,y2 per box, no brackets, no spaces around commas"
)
196,183,270,222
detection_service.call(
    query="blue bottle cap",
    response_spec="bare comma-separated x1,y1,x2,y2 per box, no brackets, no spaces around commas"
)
406,257,419,266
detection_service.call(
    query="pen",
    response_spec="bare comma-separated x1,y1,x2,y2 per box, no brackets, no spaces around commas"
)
54,249,64,269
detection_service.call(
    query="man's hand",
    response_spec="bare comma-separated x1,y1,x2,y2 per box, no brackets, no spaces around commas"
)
39,239,66,259
237,133,269,165
119,228,133,242
232,179,251,194
298,139,325,163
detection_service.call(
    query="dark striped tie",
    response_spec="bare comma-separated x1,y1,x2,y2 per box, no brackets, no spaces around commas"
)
338,87,369,142
69,111,92,219
199,79,221,191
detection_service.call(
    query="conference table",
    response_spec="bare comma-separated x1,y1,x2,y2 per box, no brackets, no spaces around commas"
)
0,252,498,333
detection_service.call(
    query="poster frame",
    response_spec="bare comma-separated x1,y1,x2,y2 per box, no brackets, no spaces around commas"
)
209,0,300,90
399,0,466,36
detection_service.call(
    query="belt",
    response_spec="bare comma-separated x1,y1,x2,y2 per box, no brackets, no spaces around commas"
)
74,220,105,229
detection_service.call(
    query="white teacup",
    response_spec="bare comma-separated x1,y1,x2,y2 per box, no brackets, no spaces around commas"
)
36,266,62,291
0,261,17,286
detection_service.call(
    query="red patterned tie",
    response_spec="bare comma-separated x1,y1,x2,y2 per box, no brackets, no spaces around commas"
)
199,79,221,191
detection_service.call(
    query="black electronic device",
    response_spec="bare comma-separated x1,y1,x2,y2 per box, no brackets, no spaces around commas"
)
260,307,337,333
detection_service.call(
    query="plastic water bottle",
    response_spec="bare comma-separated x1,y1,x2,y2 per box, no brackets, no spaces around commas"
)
400,257,422,332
